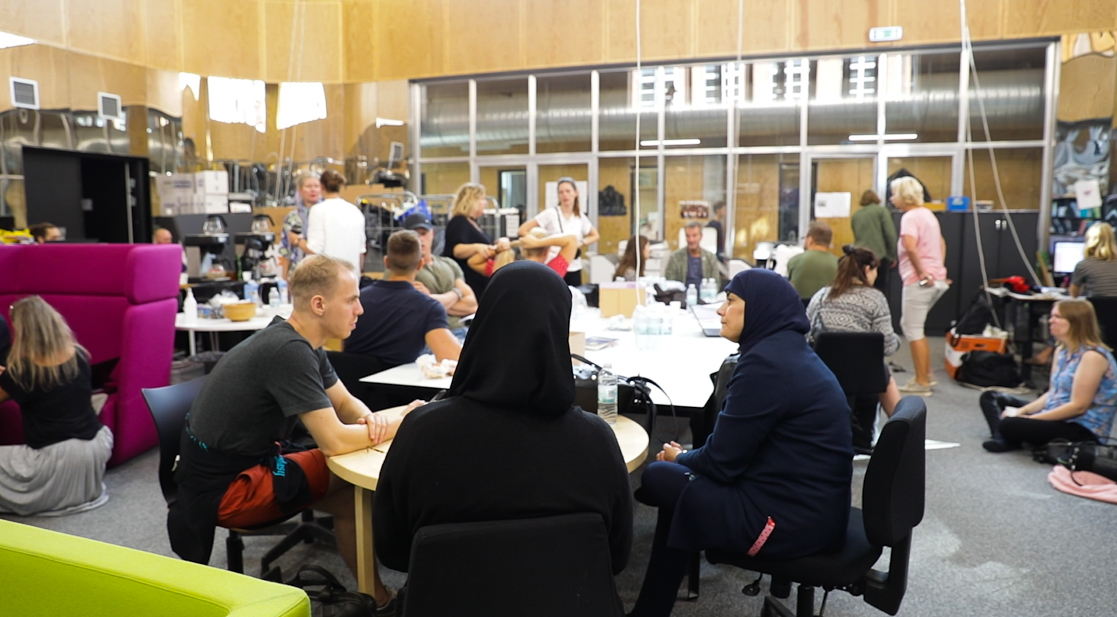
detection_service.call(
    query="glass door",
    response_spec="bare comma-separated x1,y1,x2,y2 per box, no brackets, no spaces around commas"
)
803,154,878,257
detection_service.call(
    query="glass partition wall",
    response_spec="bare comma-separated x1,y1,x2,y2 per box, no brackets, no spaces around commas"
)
412,41,1056,261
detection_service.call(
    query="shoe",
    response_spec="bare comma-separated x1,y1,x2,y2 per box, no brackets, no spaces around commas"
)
375,594,397,616
928,378,939,386
982,438,1019,453
898,379,933,396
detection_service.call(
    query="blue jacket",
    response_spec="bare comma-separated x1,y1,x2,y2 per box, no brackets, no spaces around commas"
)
672,330,853,558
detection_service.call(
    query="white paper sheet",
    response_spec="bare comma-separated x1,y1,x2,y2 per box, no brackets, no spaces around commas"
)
814,192,852,218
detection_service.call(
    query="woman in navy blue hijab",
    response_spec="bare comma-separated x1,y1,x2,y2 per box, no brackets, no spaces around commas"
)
629,269,853,617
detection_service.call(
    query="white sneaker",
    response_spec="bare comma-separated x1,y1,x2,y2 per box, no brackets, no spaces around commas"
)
898,379,933,396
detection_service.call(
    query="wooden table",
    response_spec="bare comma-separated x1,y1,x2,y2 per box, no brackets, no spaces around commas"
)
326,411,649,594
361,308,739,411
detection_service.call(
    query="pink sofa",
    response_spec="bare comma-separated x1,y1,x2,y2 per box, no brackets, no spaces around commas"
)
0,244,181,466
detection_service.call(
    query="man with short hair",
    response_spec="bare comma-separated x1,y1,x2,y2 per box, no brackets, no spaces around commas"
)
787,221,840,302
345,230,462,368
153,227,174,244
406,214,477,340
665,221,721,290
170,255,411,612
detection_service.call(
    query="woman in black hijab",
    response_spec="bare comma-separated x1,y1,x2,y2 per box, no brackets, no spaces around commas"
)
373,261,634,576
629,269,853,617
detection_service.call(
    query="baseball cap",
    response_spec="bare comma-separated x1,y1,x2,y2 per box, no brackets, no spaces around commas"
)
402,213,433,231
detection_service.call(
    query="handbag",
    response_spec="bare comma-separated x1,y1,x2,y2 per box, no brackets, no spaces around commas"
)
287,565,379,617
955,350,1022,388
1033,438,1117,483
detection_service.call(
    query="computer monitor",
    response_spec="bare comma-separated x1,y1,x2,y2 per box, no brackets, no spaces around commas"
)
1052,240,1086,275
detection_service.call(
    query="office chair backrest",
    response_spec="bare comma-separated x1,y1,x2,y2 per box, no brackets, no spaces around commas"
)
863,395,925,547
405,513,622,617
326,351,387,398
142,376,207,506
814,332,888,396
1088,297,1117,351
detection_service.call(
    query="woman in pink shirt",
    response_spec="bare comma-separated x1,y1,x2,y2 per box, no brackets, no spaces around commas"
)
893,176,950,395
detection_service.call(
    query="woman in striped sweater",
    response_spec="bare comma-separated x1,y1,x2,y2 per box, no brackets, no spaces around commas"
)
807,245,903,415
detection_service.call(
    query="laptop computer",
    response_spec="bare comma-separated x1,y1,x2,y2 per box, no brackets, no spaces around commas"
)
690,304,723,337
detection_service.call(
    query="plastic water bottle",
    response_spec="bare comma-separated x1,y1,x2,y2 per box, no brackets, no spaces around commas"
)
277,279,289,305
700,278,715,303
244,281,260,306
633,305,649,350
597,363,618,425
686,284,698,307
182,287,198,322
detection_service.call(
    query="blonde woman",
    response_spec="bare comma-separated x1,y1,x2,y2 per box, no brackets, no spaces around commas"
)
1070,221,1117,298
518,177,599,287
979,299,1117,452
0,296,113,515
443,183,509,298
892,176,950,396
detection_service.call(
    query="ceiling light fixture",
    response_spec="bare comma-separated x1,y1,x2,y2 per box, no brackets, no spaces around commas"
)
848,133,918,141
640,138,701,147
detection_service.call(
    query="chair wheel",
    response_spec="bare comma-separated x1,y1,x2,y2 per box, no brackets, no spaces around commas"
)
742,582,761,596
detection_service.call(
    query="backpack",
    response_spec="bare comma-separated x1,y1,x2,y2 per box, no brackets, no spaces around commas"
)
955,351,1022,388
953,291,996,335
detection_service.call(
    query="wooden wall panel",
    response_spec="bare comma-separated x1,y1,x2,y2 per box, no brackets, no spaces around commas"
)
67,53,148,110
182,0,261,79
144,0,183,71
524,0,606,69
265,0,343,83
695,0,739,58
1,45,71,111
597,158,634,256
734,155,785,259
608,0,695,64
343,0,377,83
893,0,1004,46
368,0,446,80
0,1,66,46
814,158,874,255
444,0,524,76
67,0,145,63
801,0,886,50
1057,53,1116,121
1006,0,1117,37
147,68,184,116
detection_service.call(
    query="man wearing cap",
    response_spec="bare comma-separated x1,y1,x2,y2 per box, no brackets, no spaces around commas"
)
345,230,462,369
405,213,477,341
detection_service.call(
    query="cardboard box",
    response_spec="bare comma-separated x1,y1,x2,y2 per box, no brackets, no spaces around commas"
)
944,329,1008,378
599,283,645,318
569,331,585,363
156,174,196,214
195,170,229,195
196,194,229,214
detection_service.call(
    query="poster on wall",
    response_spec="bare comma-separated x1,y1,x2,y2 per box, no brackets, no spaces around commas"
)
544,180,590,212
679,200,710,219
814,192,851,218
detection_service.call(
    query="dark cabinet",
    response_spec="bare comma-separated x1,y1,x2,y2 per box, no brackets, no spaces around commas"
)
887,210,1039,336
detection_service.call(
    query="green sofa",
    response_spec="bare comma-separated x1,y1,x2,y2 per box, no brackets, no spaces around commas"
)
0,519,309,616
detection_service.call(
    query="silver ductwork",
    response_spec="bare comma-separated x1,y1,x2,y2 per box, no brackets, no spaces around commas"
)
420,70,1043,150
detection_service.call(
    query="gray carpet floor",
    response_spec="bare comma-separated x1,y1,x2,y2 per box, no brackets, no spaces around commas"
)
4,336,1116,616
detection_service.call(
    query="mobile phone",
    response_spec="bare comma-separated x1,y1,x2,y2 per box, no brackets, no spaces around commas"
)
430,389,448,402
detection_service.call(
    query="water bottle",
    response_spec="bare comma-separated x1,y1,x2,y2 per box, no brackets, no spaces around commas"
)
700,278,714,303
686,284,698,307
633,305,648,350
597,363,618,425
277,279,289,305
244,281,260,307
182,287,198,322
268,286,281,309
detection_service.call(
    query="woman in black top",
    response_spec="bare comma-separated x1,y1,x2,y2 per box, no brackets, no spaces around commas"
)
441,182,510,299
0,296,113,516
373,262,634,600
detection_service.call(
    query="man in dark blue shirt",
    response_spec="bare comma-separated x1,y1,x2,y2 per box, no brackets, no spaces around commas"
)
345,230,462,368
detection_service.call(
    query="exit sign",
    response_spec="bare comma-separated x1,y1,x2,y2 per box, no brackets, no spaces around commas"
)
869,26,903,42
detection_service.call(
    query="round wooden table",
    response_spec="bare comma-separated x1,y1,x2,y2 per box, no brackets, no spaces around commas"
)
327,414,649,594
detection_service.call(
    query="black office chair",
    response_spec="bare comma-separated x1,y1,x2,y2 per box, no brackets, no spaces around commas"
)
403,513,624,617
142,377,335,581
1089,297,1117,351
814,332,889,453
706,396,927,617
325,350,414,410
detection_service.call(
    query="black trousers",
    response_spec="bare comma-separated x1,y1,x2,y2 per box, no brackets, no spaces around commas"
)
874,258,892,294
563,269,583,287
979,391,1098,446
630,462,694,617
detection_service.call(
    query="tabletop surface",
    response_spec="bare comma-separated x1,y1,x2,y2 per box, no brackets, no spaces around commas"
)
360,308,738,409
175,305,292,332
327,412,649,491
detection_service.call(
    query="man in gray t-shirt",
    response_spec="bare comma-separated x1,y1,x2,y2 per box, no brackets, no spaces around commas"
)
179,255,417,610
405,214,477,338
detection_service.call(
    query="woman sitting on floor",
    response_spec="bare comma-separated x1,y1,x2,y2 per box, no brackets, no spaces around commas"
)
372,261,634,605
0,296,113,516
629,269,852,617
980,298,1117,452
807,244,902,416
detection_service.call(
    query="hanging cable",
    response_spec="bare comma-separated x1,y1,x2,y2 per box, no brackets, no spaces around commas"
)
959,0,1042,286
633,0,643,280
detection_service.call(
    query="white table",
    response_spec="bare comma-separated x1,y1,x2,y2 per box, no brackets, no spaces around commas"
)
361,308,738,410
327,412,648,595
175,305,292,356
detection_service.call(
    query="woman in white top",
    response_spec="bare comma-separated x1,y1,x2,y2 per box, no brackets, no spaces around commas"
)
305,170,367,273
518,177,599,287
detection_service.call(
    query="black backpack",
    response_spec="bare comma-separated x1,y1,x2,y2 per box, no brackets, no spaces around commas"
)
954,291,996,335
955,351,1022,388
